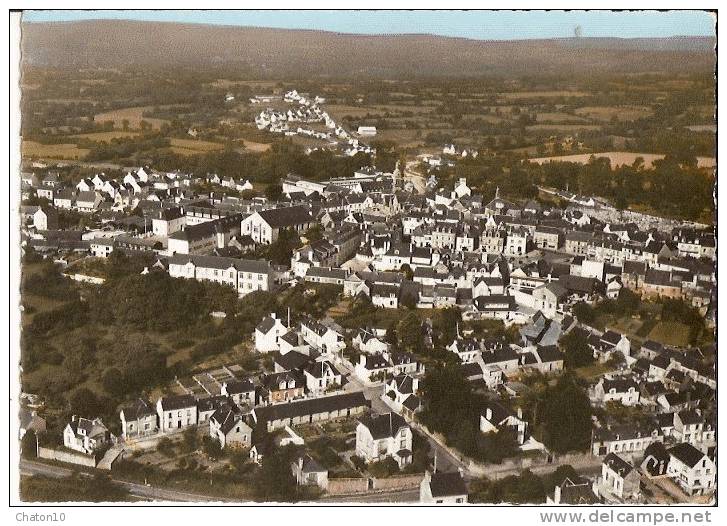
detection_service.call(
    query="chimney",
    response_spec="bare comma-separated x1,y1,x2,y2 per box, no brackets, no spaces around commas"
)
517,407,523,420
486,407,492,421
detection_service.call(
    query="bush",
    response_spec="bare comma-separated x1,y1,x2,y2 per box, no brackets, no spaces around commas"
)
367,457,400,478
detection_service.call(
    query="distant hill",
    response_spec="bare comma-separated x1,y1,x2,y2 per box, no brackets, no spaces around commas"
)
21,19,716,77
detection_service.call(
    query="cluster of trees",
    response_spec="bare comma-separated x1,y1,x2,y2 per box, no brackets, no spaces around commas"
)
468,464,580,504
522,373,593,454
419,364,519,464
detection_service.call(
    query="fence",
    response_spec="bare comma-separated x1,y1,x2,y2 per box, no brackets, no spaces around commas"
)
37,446,97,468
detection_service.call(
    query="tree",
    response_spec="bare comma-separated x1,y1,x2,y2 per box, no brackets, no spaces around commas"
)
560,330,594,369
202,436,224,460
254,445,299,502
264,184,283,201
433,307,461,346
535,373,592,453
572,302,596,324
399,263,414,281
397,312,423,352
69,387,101,417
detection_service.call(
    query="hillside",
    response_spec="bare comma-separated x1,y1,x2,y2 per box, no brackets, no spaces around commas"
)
21,19,715,77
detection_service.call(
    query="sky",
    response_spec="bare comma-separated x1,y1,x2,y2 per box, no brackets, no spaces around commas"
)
22,10,715,40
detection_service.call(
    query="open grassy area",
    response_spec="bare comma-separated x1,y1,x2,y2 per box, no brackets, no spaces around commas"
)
94,106,168,130
647,321,693,347
22,141,89,160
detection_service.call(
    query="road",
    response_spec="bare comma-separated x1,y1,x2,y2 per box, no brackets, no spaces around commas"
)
20,459,234,502
404,160,426,194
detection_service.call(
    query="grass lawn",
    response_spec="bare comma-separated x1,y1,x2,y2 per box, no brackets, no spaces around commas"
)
647,321,693,347
574,362,615,381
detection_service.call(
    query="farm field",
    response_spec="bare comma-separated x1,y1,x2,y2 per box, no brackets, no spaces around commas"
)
21,140,89,160
573,105,654,122
94,106,168,130
528,151,716,169
169,138,225,156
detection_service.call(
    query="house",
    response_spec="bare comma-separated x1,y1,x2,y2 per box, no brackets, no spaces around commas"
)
292,454,328,490
352,327,389,354
220,379,255,407
673,409,715,447
119,398,158,439
667,443,715,497
152,207,186,237
355,413,412,468
600,453,641,501
253,392,370,431
75,191,102,212
420,470,468,503
302,360,342,394
63,416,110,455
383,374,421,417
240,205,314,244
168,254,273,297
546,477,600,504
33,206,58,231
19,408,46,440
593,377,640,406
479,401,528,445
156,395,198,433
300,317,345,355
259,371,306,404
209,403,253,449
255,313,289,353
599,330,631,359
592,424,663,456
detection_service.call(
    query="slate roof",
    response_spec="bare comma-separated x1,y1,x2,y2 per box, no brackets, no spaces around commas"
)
428,471,468,497
603,453,634,477
121,398,156,420
668,442,705,468
159,394,197,411
358,412,408,440
257,205,313,228
254,392,370,423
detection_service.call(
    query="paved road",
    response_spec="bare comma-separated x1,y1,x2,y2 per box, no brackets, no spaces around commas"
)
20,459,233,502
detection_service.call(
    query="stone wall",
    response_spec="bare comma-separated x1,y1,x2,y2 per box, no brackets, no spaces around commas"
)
371,473,424,490
37,446,97,468
326,477,369,495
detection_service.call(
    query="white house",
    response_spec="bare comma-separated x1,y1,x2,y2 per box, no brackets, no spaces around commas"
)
302,360,342,394
63,416,110,455
119,398,158,440
479,401,528,445
240,206,314,244
209,404,253,449
420,470,468,503
355,412,412,468
156,395,198,433
254,313,289,353
594,377,640,406
667,443,716,497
